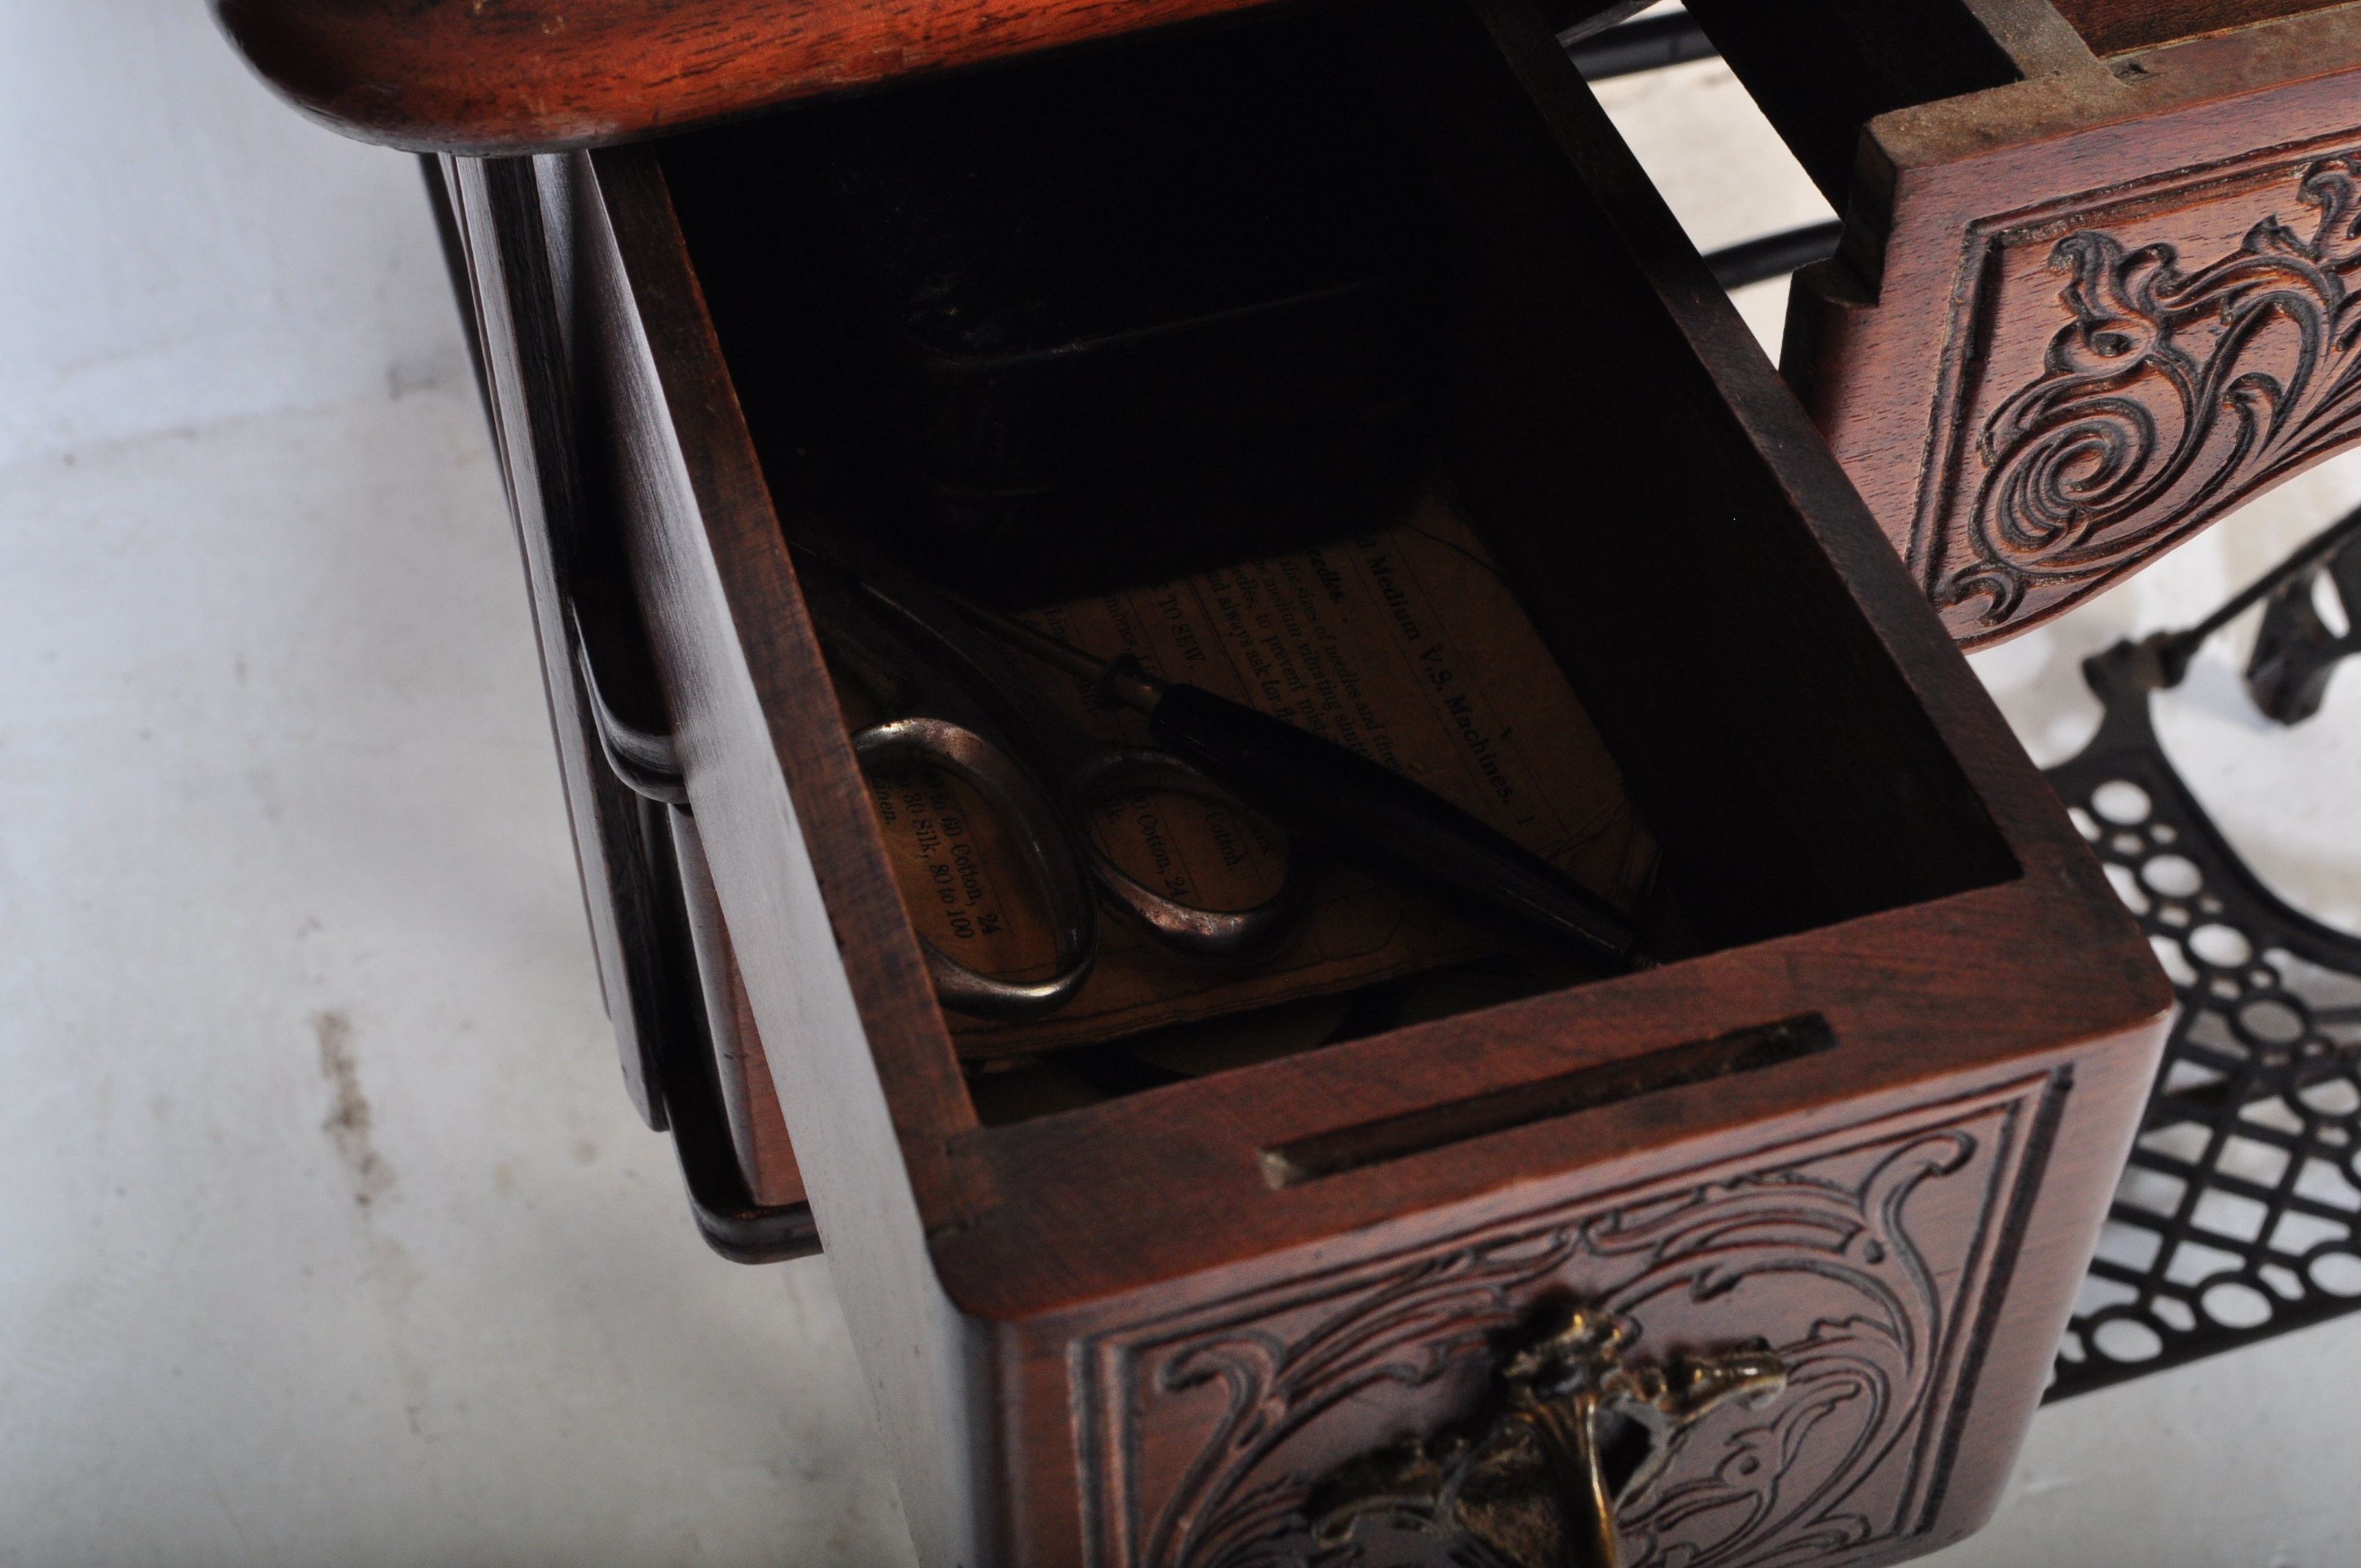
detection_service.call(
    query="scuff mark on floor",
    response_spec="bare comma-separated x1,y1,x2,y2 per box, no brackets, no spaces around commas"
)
315,1008,394,1208
312,1006,432,1437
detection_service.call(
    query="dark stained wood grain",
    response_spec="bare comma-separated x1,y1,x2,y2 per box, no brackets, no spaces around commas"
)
212,0,1293,155
2050,0,2348,56
671,805,809,1210
446,152,827,1260
449,0,2175,1558
438,153,676,1130
556,142,998,1564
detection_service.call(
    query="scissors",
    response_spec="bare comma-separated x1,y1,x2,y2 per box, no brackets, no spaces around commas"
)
786,527,1310,1023
946,595,1655,976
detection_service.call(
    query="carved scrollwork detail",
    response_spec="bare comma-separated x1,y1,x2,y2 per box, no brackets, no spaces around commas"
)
1093,1115,2012,1568
1949,153,2361,627
1144,1234,1578,1568
1306,1306,1788,1568
1599,1134,1973,1568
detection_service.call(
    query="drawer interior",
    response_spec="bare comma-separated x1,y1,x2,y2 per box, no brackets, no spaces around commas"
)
655,0,2018,1122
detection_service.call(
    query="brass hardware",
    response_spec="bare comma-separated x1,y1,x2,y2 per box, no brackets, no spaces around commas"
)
1308,1304,1787,1567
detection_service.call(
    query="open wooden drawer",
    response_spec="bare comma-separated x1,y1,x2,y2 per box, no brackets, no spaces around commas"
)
1678,0,2361,646
447,0,2170,1560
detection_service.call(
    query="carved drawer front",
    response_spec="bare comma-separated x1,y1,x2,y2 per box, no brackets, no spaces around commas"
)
1076,1078,2056,1568
1699,0,2361,642
1917,138,2361,642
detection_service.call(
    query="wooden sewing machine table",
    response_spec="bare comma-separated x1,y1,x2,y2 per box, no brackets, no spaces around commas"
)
211,1,2205,1562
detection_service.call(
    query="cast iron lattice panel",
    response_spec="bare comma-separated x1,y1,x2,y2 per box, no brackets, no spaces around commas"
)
2044,639,2361,1399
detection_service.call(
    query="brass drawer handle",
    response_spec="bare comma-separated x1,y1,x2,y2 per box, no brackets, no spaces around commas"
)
1310,1305,1786,1568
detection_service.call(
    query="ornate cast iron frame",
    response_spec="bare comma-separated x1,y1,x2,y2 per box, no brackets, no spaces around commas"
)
2043,517,2361,1398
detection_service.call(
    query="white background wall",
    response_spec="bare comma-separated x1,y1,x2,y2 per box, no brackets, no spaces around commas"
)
0,4,465,465
1,4,2356,1565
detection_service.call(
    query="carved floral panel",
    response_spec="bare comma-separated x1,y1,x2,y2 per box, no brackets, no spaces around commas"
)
1072,1078,2056,1568
1913,134,2361,644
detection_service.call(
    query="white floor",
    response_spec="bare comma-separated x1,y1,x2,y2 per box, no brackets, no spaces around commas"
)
1,7,2354,1567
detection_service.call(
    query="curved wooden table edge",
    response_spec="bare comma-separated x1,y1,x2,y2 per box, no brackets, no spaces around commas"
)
209,0,1289,154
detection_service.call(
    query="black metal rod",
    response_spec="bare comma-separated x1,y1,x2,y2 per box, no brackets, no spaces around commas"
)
1147,686,1653,972
1556,18,1837,294
1701,220,1845,291
2154,500,2361,683
1564,10,1718,81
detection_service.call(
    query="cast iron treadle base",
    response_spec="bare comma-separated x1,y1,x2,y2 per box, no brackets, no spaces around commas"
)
2044,633,2361,1399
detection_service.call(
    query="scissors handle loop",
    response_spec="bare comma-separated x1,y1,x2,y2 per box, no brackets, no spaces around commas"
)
853,717,1098,1021
1067,750,1308,963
